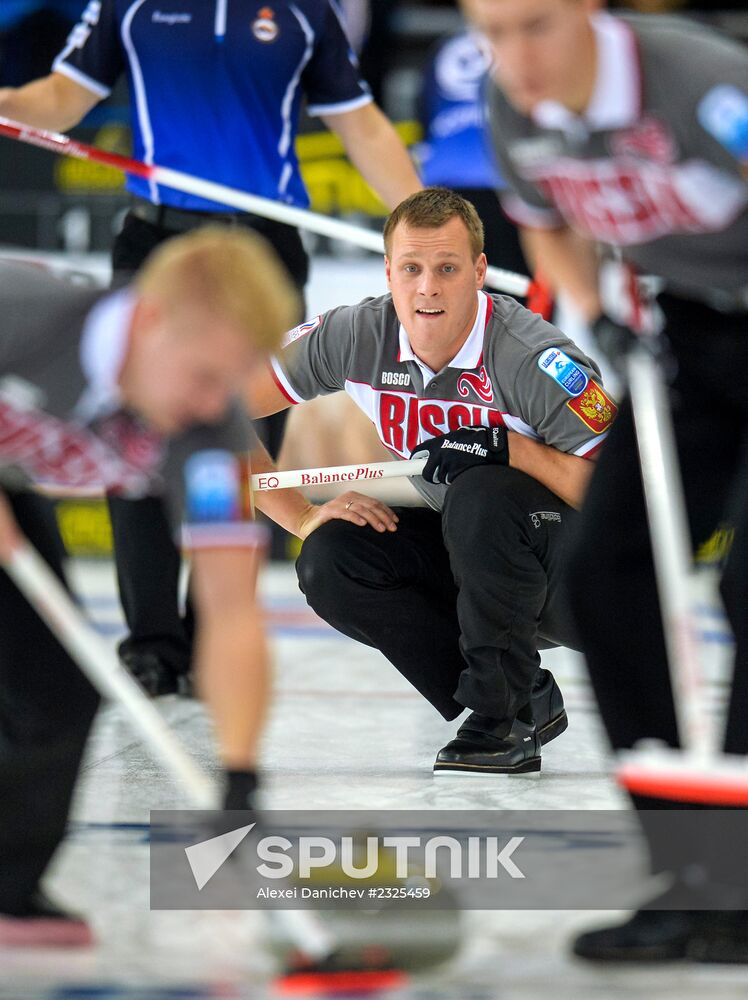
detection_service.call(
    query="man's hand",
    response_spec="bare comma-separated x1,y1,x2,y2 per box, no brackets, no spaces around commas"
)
295,492,399,540
410,426,509,485
592,314,675,379
0,490,22,563
591,314,639,366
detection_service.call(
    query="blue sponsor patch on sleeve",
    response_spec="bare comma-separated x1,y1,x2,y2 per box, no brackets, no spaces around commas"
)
184,449,242,524
698,85,748,160
537,347,589,397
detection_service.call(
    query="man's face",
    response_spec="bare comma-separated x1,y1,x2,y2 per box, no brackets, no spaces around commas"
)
385,216,487,369
123,302,259,435
461,0,598,114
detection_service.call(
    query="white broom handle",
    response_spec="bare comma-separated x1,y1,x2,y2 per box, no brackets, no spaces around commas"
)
250,457,425,491
4,540,338,960
627,346,711,756
155,166,530,296
4,542,219,808
32,458,425,499
0,117,530,298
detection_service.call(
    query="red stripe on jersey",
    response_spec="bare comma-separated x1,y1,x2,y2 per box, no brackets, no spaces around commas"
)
269,363,299,405
483,293,493,327
581,439,606,460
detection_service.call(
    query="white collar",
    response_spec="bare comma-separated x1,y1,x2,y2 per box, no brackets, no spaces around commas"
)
398,291,488,383
77,288,134,421
532,12,640,134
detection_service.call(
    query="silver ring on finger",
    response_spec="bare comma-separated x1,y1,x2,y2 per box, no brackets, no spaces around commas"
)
345,500,354,511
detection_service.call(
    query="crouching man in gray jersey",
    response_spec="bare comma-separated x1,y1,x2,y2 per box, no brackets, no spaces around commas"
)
463,0,748,963
0,228,296,945
247,188,617,775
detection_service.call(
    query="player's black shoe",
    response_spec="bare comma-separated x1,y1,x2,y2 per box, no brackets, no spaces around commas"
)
433,715,541,775
572,909,748,963
572,909,697,962
120,649,179,697
693,913,748,963
531,668,568,745
573,890,748,964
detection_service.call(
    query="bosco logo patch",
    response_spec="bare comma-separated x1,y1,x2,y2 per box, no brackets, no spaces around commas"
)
252,6,279,42
566,381,617,434
537,348,588,397
282,315,321,347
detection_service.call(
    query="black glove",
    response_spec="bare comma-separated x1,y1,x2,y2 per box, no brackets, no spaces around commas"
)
223,769,259,812
591,313,639,365
592,313,675,380
410,426,508,486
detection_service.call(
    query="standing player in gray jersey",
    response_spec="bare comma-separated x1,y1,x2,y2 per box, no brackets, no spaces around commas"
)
246,188,618,775
0,228,296,945
462,0,748,962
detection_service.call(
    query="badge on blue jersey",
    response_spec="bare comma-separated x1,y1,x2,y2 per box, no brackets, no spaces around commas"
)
537,348,588,397
184,450,241,524
698,85,748,160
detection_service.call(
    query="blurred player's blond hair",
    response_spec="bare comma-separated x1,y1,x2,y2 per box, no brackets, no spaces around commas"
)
135,225,299,351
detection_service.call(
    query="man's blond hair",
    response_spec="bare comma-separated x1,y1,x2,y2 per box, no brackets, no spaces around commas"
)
135,226,299,351
383,187,485,260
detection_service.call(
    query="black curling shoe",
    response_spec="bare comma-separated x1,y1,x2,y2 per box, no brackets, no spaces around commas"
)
433,715,541,775
572,909,748,964
120,649,179,697
531,668,568,745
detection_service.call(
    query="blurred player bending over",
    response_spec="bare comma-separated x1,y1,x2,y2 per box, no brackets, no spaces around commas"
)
245,187,617,776
462,0,748,962
0,228,296,945
0,0,423,696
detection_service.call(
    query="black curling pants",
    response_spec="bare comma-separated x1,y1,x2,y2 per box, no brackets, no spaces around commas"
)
566,296,748,758
0,492,100,913
297,465,579,729
107,211,307,671
565,295,748,890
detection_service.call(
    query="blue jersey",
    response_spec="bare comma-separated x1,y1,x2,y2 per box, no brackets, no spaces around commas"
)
0,1,86,28
418,32,503,191
0,2,41,30
53,0,372,211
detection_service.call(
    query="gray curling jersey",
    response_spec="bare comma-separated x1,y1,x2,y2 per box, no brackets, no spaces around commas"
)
271,291,617,511
0,261,261,548
487,12,748,300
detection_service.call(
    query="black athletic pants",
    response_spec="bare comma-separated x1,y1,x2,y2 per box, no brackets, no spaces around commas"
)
108,211,307,671
0,492,100,913
297,465,579,727
566,295,748,880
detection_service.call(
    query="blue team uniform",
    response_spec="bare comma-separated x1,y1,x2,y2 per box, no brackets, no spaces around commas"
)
53,0,372,211
418,31,502,191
